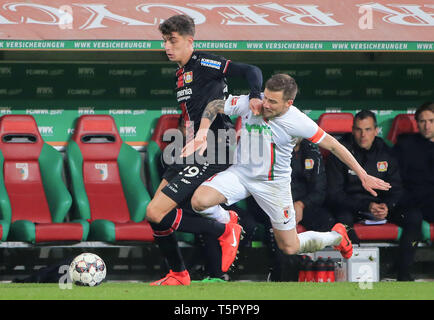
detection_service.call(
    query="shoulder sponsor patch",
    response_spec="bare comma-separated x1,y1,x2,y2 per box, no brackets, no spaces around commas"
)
305,158,314,170
201,58,222,70
377,161,388,172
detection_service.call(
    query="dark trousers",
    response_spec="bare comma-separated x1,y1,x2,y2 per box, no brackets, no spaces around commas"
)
299,206,335,232
333,205,423,277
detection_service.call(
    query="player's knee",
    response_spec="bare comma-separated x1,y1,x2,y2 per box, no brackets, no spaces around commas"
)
145,202,164,224
191,193,209,213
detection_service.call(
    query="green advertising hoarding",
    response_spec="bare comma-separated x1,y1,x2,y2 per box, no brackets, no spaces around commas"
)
0,61,431,144
1,40,433,52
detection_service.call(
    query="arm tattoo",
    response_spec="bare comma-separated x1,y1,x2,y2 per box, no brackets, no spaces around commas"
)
202,99,225,122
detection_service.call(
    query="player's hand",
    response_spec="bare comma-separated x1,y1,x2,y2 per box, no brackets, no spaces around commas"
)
360,174,391,197
249,98,263,116
181,130,208,158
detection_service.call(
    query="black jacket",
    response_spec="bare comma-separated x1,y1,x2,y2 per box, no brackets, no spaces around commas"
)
326,133,403,213
291,139,326,210
393,133,434,206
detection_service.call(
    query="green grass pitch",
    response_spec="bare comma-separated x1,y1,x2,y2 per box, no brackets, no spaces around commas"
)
1,281,433,300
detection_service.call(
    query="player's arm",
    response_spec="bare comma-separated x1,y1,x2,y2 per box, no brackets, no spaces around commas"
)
225,62,263,115
181,99,225,157
318,133,391,197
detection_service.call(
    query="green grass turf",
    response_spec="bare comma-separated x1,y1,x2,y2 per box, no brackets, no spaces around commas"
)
0,281,433,300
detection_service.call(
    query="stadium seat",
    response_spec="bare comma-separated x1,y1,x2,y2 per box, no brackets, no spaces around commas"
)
0,115,88,243
421,221,434,242
316,112,354,159
353,223,402,241
145,114,181,196
386,113,418,144
66,115,153,242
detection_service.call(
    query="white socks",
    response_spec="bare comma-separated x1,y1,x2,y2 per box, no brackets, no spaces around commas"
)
195,205,230,224
297,231,342,253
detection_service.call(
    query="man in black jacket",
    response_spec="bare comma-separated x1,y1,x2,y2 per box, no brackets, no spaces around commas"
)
326,110,422,281
290,138,335,232
393,102,434,224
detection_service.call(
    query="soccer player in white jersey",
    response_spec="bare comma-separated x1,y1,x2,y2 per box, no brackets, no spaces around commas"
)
182,74,391,260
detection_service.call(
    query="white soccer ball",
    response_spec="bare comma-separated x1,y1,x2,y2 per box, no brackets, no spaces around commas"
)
69,253,106,287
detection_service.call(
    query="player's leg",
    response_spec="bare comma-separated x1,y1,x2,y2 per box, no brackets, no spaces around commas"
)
191,169,249,224
272,227,344,255
149,164,244,284
191,169,250,272
250,181,352,259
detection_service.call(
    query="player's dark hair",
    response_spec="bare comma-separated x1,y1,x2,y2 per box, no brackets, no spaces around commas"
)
265,74,298,101
158,15,195,36
354,110,377,128
415,101,434,121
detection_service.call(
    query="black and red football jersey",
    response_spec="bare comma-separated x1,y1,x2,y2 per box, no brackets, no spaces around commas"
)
174,51,234,143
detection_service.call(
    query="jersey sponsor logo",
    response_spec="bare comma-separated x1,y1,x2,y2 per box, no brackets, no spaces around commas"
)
95,163,108,181
201,58,221,70
305,159,314,170
377,161,388,172
176,88,192,102
245,123,272,135
184,71,193,84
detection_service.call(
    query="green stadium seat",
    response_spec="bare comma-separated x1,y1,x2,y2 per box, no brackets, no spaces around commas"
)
0,115,88,243
66,115,153,242
421,221,434,242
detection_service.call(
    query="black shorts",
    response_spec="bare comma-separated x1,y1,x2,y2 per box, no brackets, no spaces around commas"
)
161,161,230,206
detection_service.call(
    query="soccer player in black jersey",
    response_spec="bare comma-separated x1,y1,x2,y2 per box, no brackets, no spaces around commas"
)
147,14,263,285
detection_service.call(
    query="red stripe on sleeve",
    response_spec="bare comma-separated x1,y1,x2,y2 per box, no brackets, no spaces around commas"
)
308,127,326,144
223,60,231,74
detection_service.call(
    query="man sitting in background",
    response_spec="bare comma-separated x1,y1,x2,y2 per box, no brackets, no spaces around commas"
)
326,110,422,281
393,102,434,225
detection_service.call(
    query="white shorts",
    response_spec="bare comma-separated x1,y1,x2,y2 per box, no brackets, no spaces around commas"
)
202,166,296,230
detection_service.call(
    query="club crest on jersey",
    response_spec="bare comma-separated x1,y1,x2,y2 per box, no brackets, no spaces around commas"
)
283,208,290,219
305,159,314,170
377,161,388,172
231,96,240,106
201,58,221,70
184,71,193,84
95,163,108,181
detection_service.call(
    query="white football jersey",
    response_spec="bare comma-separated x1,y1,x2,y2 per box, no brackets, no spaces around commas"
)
224,94,326,181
